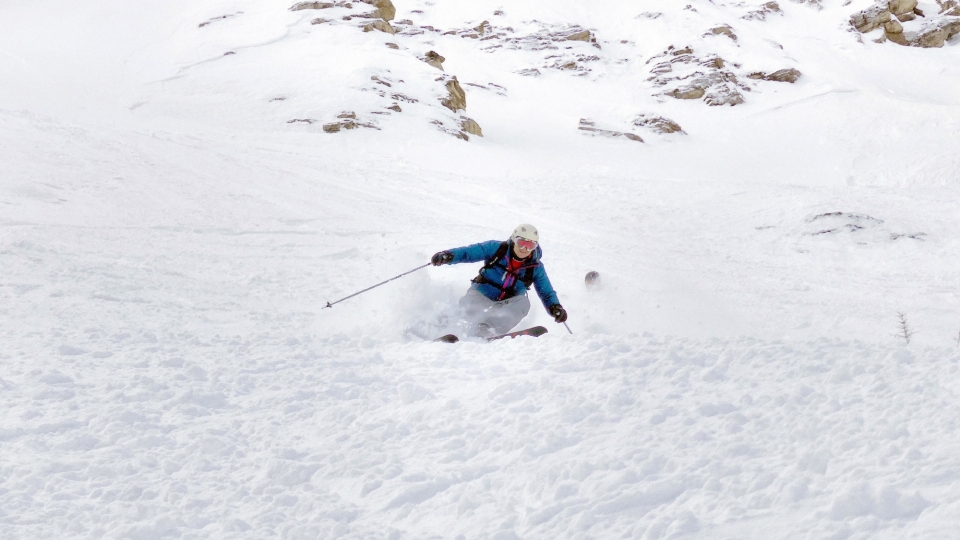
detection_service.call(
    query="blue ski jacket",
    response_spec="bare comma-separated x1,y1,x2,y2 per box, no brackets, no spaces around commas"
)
446,240,561,309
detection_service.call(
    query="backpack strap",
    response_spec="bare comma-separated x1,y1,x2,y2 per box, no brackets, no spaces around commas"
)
472,241,510,286
472,241,539,294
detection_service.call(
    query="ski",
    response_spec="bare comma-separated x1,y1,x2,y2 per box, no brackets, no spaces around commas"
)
434,334,459,343
487,326,548,341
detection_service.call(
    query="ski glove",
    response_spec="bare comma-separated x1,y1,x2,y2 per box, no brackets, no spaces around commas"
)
549,304,568,323
431,251,454,266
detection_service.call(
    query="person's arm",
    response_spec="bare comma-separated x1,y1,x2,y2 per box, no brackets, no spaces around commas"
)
432,240,502,266
532,265,567,322
531,265,560,309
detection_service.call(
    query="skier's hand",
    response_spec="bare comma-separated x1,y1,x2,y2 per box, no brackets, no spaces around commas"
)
431,251,454,266
549,304,567,323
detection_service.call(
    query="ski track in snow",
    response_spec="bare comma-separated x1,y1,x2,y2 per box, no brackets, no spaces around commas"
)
3,0,960,538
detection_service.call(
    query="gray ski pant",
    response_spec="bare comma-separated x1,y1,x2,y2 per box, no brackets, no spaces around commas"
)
458,285,531,336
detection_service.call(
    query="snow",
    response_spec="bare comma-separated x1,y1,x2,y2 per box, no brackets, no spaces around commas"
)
3,0,960,538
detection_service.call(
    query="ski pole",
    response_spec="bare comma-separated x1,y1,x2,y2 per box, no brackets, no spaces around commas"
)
323,263,430,309
563,322,573,334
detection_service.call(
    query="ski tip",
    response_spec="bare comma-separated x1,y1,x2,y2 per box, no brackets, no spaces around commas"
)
434,334,459,343
487,326,549,341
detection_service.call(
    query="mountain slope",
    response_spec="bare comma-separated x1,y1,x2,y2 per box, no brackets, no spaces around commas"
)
2,1,960,539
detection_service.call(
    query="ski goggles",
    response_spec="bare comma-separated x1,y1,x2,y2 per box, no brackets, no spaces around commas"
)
514,237,538,251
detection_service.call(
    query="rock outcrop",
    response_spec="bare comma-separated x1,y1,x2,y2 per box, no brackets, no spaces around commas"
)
706,25,738,42
563,29,593,42
290,1,335,10
461,118,483,137
322,112,377,132
363,20,395,34
889,0,918,18
851,4,892,32
423,50,445,70
940,0,960,16
438,21,599,51
350,0,395,21
648,46,747,107
912,20,960,46
441,77,466,112
747,68,802,83
850,0,960,47
743,2,782,21
632,115,685,135
578,119,643,142
373,0,395,21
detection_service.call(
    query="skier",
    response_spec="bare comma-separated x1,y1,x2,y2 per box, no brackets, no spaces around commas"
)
431,224,567,337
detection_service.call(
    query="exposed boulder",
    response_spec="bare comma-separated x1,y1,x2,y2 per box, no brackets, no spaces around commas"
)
374,0,395,21
358,0,395,21
706,25,738,41
322,113,376,133
666,86,706,100
850,4,892,32
744,2,783,21
462,21,599,54
461,118,483,137
939,0,960,15
564,29,592,42
290,1,335,10
363,20,395,34
850,0,960,48
430,119,470,141
423,50,445,70
883,18,911,43
913,18,960,47
888,0,918,16
649,46,747,106
632,115,685,134
702,80,745,106
441,77,467,112
747,68,802,82
850,0,960,46
578,119,643,142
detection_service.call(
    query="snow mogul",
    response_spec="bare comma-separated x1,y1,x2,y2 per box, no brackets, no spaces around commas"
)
431,224,567,337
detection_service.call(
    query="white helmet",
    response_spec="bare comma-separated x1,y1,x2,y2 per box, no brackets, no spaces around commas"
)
512,223,539,243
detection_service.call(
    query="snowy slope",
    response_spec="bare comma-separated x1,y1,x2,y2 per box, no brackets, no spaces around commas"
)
2,0,960,539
